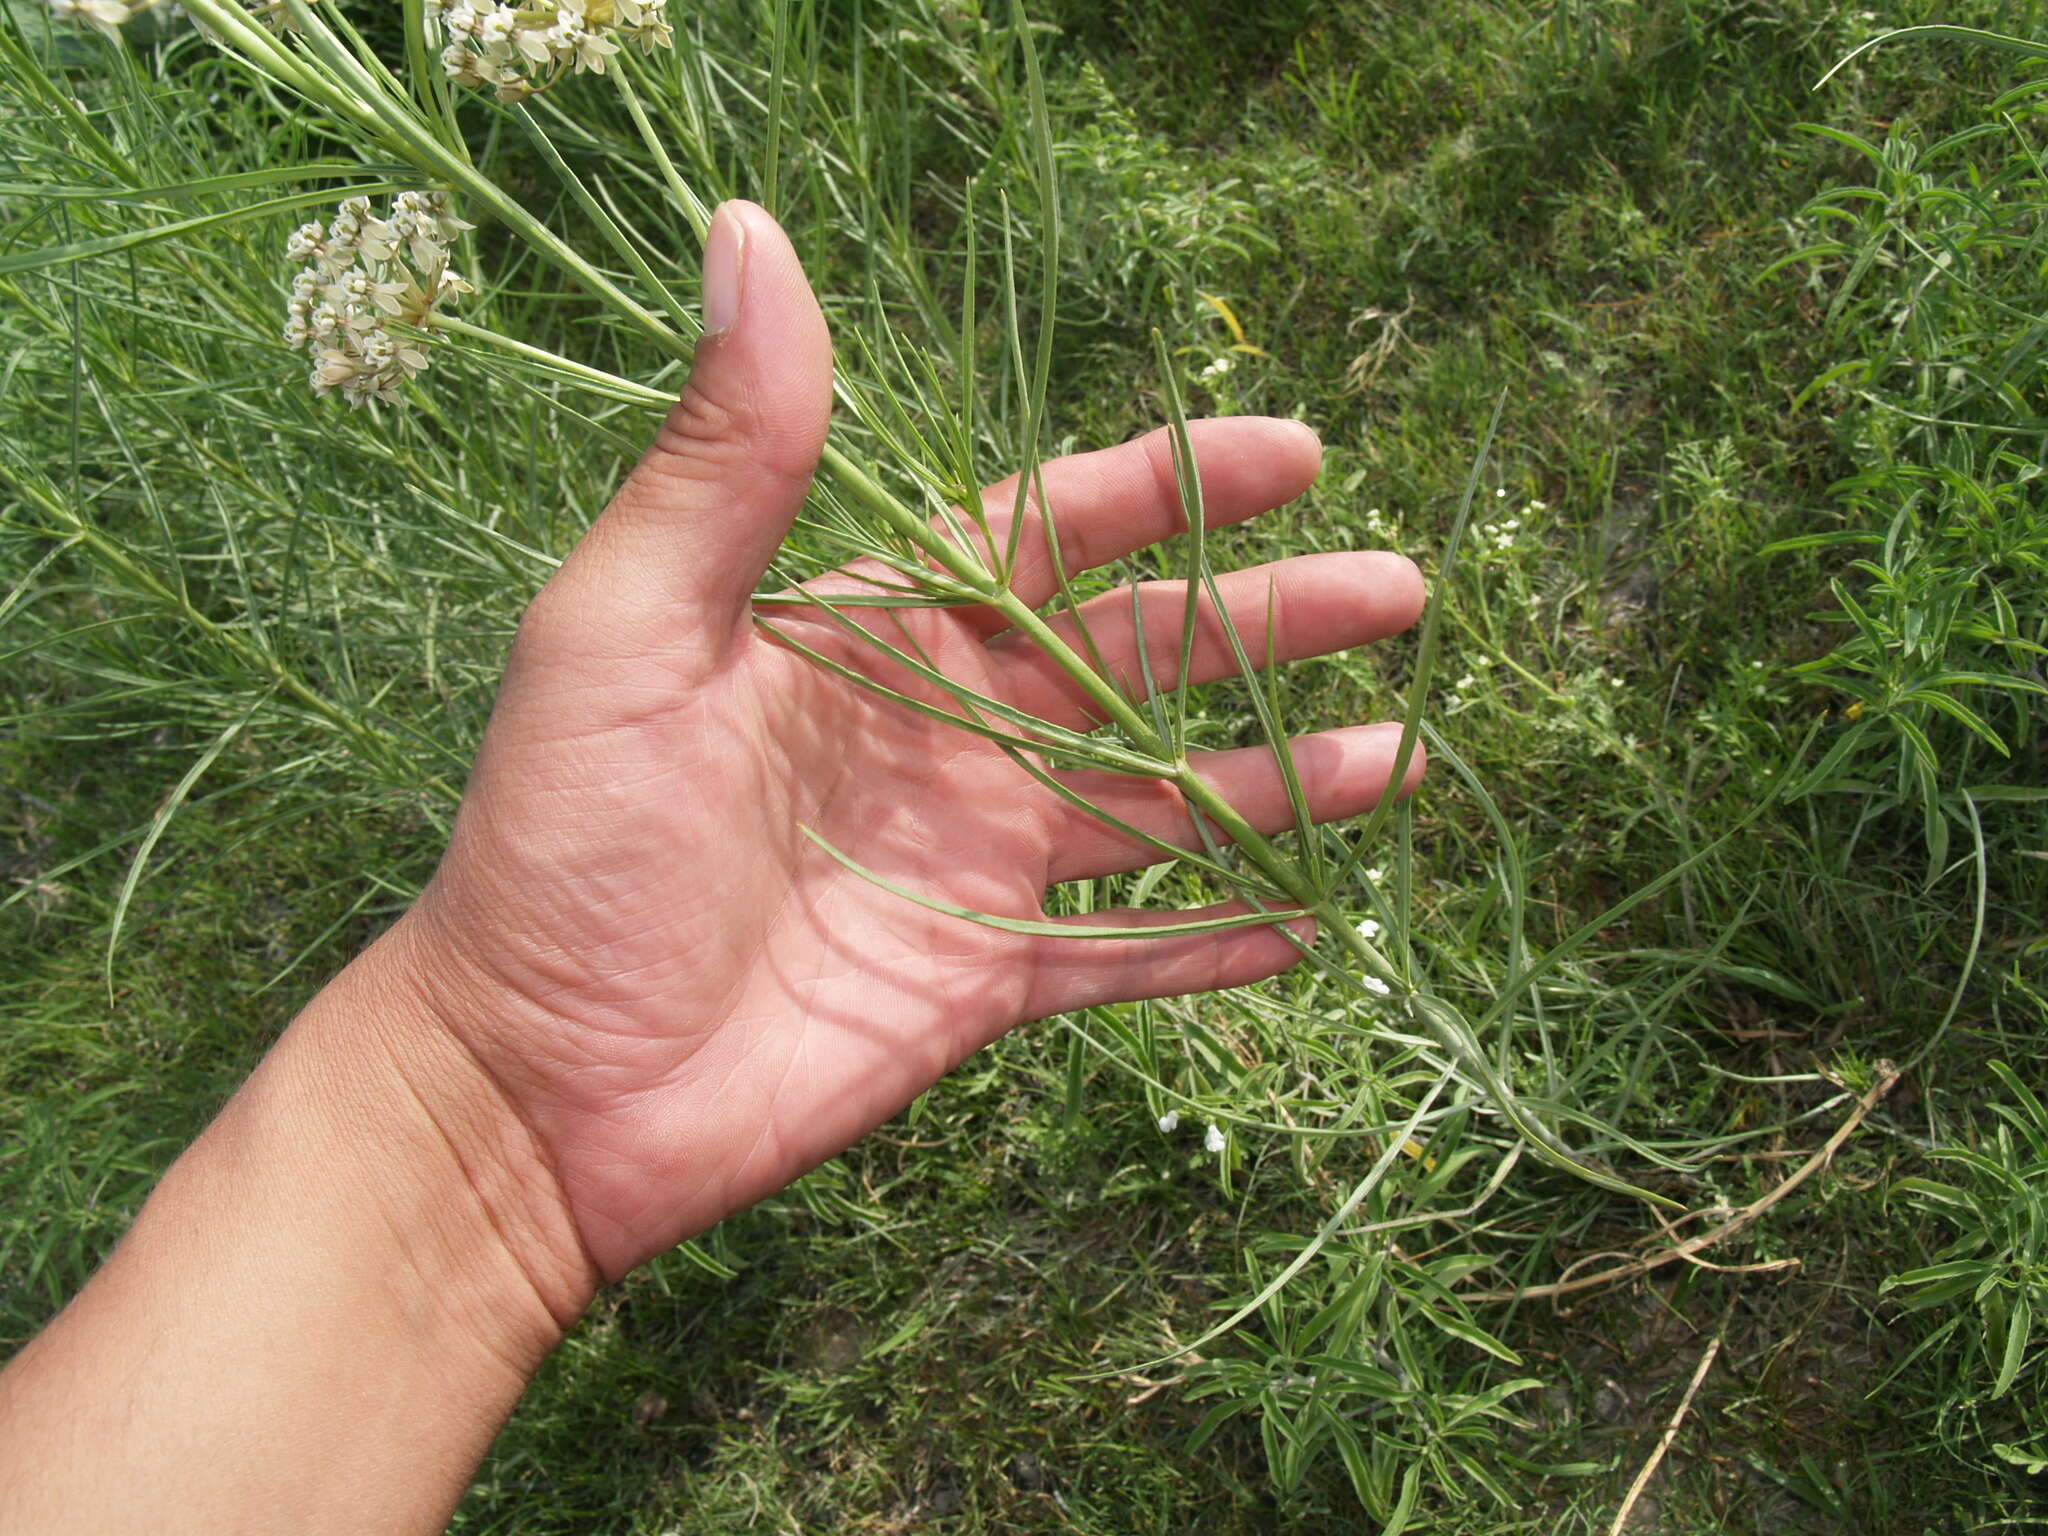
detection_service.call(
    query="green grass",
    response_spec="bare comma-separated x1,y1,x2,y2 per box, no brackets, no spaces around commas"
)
5,0,2047,1529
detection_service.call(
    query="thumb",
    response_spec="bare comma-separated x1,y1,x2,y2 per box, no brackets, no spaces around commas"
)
549,200,833,660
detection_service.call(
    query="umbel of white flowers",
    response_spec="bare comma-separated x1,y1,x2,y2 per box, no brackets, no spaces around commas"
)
283,192,474,408
430,0,673,102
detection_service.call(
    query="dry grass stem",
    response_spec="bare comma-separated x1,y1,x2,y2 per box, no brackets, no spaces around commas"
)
1605,1327,1725,1536
1465,1063,1904,1305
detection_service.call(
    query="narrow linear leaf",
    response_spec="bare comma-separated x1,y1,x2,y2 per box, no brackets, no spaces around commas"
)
799,827,1300,940
106,693,273,994
0,186,405,275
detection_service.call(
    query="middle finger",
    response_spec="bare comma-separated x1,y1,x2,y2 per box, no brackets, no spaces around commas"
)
987,550,1423,729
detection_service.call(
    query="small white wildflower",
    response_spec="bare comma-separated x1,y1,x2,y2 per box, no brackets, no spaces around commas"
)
1156,1110,1180,1133
514,16,553,59
1365,866,1385,883
623,6,671,48
285,222,327,264
1456,673,1476,690
479,3,516,42
1203,1124,1226,1154
1362,975,1392,997
1199,356,1234,380
1356,917,1381,939
1494,487,1507,499
557,10,620,73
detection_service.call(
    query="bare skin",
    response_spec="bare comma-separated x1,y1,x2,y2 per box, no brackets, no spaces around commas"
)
0,201,1424,1533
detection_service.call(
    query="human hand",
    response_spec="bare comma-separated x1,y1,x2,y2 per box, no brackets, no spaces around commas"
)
386,201,1426,1298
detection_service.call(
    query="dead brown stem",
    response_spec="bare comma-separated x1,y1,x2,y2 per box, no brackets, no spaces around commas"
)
1464,1062,1902,1306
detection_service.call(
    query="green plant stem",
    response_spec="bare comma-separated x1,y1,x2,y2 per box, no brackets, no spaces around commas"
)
506,102,696,337
612,64,713,242
813,442,995,588
434,315,674,403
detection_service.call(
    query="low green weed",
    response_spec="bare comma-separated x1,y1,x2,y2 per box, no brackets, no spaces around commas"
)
1772,27,2048,1513
1780,83,2048,872
1885,1060,2048,1479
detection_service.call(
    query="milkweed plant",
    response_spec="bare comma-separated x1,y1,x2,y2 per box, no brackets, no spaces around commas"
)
13,0,1798,1514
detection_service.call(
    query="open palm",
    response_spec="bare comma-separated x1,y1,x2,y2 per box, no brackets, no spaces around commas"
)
405,204,1424,1280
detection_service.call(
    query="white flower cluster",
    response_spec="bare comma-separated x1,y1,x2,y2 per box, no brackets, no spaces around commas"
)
1479,492,1547,560
282,191,473,408
49,0,318,34
430,0,672,102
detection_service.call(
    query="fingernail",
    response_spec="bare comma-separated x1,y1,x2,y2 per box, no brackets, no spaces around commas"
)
702,204,746,337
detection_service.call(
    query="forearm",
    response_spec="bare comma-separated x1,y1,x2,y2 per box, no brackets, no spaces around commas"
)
0,924,598,1535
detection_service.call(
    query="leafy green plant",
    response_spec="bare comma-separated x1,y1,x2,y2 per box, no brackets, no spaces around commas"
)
1041,61,1277,326
1181,1109,1562,1525
1782,38,2048,1490
1773,451,2048,874
1782,41,2048,873
1884,1061,2048,1478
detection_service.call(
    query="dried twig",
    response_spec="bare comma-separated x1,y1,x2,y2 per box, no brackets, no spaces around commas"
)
1465,1062,1902,1305
1120,1373,1185,1406
1605,1329,1724,1536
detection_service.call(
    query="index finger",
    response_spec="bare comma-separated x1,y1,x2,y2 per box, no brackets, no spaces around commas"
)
974,417,1324,608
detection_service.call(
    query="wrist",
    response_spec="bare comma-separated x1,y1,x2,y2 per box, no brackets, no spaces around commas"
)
0,917,602,1535
284,916,602,1353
